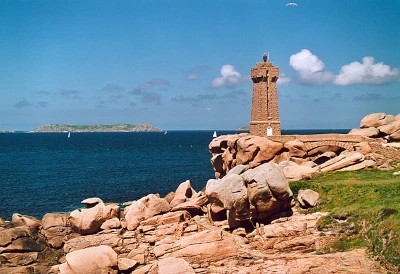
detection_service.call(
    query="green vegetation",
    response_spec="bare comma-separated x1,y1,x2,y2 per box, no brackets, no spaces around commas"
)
291,169,400,271
37,247,64,265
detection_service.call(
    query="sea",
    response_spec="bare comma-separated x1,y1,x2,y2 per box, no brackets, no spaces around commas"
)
0,129,349,221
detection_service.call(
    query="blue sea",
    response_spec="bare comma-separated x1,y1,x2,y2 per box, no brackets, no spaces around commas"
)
0,129,349,220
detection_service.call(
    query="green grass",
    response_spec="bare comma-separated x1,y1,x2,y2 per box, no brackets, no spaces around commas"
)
291,169,400,271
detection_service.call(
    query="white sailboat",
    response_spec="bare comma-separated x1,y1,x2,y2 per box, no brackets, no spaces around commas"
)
213,131,217,138
67,131,71,138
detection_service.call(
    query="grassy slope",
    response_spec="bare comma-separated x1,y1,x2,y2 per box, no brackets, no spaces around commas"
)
290,169,400,271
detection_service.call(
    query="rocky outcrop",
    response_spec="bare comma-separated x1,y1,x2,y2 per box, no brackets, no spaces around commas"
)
209,134,284,178
2,112,398,272
0,195,388,274
206,162,293,228
208,113,400,181
41,213,72,248
352,112,400,141
0,226,47,269
209,135,381,182
360,113,395,128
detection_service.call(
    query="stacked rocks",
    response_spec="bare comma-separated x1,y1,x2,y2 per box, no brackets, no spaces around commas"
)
349,113,400,141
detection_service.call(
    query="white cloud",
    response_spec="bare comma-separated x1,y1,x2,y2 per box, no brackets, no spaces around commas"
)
289,49,335,85
211,65,243,88
277,74,291,85
334,57,399,85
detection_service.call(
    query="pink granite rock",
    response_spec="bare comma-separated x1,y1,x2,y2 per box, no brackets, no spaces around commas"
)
41,213,72,248
236,136,283,167
11,214,41,229
171,195,208,215
389,130,400,141
153,230,240,264
206,162,292,227
206,174,248,219
349,127,380,138
284,140,307,158
297,189,320,208
360,113,395,128
118,258,138,272
209,134,245,154
279,161,317,182
378,120,400,135
157,257,195,274
354,142,372,155
338,159,376,171
320,151,365,172
124,194,170,231
59,245,118,274
69,198,119,235
100,217,121,230
63,230,121,253
170,180,197,208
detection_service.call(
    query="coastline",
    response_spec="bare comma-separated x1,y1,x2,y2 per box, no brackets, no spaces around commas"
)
1,126,400,272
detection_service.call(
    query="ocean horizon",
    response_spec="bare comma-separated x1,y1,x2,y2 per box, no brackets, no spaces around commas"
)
0,129,350,220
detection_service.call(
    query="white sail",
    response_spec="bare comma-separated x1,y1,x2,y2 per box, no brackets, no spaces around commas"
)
213,131,217,138
67,131,70,138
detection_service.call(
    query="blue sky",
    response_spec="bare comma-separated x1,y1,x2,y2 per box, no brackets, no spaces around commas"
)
0,0,399,130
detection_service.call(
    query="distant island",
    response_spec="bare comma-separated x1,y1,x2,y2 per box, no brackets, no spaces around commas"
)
237,126,250,131
32,123,161,132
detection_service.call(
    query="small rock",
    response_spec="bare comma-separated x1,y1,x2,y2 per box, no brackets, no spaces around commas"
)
164,192,175,204
100,217,121,230
378,163,395,171
297,189,320,208
354,142,372,155
170,180,197,208
0,216,5,227
118,258,138,271
157,257,195,274
81,197,103,207
11,214,41,229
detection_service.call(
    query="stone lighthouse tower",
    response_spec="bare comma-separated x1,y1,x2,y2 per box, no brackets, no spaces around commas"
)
250,53,281,136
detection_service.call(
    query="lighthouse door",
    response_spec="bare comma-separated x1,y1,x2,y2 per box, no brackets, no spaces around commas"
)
267,126,273,136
